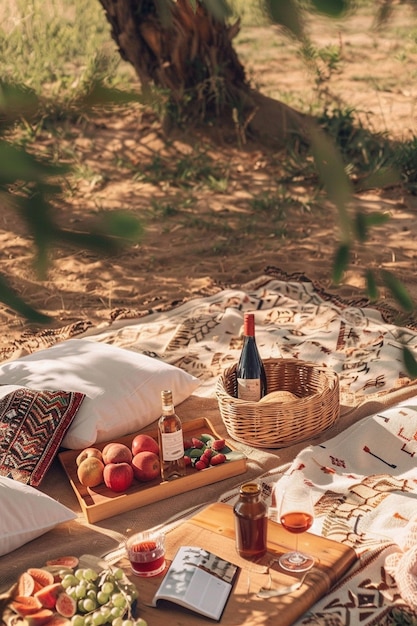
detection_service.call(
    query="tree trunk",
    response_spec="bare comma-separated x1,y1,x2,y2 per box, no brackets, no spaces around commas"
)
97,0,309,146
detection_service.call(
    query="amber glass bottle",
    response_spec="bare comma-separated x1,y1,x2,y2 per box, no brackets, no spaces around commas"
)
158,390,186,481
233,482,268,559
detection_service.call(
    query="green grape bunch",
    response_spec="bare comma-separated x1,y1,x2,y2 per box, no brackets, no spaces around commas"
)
61,567,147,626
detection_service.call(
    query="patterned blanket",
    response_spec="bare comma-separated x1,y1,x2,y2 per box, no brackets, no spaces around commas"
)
3,267,417,624
19,266,416,412
220,399,417,625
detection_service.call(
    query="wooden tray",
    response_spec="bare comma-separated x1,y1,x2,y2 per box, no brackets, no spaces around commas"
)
121,502,358,626
59,418,247,523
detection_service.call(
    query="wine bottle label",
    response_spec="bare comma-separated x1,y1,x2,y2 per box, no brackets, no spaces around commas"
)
237,378,261,401
160,430,184,461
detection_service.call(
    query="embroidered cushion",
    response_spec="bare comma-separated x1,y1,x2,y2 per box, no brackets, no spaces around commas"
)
0,386,85,486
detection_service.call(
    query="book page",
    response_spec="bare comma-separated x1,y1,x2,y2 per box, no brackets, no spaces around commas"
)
153,546,239,620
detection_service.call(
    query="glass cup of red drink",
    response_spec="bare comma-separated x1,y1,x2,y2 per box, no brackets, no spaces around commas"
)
126,530,166,577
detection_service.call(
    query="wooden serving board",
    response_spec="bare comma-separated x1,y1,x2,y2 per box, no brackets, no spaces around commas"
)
130,502,358,626
59,418,247,523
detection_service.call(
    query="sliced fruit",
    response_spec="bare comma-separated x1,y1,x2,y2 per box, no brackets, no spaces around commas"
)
25,609,54,626
27,568,54,589
55,593,77,618
11,596,43,616
46,616,72,626
44,566,74,582
17,571,35,597
34,582,63,609
45,556,79,570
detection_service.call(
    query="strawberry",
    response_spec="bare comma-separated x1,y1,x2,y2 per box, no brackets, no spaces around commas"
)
211,439,226,451
183,438,193,450
210,453,226,465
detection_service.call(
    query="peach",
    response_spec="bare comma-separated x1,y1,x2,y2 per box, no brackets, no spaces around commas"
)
77,457,105,487
75,447,103,467
131,433,160,457
102,442,132,465
132,451,160,482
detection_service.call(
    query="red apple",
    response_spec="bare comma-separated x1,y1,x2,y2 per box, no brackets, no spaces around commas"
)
131,433,160,457
102,442,133,465
132,451,160,482
103,462,134,492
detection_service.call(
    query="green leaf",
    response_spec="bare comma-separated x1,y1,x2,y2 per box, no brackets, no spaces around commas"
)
332,244,350,284
201,0,231,21
224,451,246,462
358,166,401,191
0,141,68,185
100,212,144,241
310,0,350,18
265,0,304,38
354,210,391,243
381,270,414,312
362,211,391,227
354,211,367,242
309,124,353,237
365,269,379,302
403,347,417,379
0,274,51,324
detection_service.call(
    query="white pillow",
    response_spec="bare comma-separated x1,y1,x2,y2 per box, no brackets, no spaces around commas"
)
0,339,200,449
0,476,76,556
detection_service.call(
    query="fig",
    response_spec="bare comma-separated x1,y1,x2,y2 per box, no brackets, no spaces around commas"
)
34,582,63,609
55,592,77,618
47,616,72,626
17,572,35,597
27,568,54,589
11,596,43,616
45,556,79,569
25,609,54,626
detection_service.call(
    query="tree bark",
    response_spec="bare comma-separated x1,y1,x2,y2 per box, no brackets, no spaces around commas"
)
97,0,309,146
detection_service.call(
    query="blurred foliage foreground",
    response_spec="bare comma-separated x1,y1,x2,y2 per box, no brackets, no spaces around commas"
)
1,0,417,378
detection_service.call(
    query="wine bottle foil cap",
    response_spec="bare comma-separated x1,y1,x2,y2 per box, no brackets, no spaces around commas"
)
240,482,261,496
161,389,173,403
243,313,255,336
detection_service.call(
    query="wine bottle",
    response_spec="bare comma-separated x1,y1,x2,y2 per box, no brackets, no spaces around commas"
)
158,389,186,481
236,313,267,401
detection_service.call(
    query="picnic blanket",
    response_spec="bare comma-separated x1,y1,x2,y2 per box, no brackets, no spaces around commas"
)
220,398,417,624
2,267,417,625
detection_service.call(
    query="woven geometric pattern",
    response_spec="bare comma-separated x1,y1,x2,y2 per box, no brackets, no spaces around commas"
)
0,388,85,486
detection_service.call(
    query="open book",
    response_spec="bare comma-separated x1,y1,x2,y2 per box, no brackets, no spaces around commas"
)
152,546,240,621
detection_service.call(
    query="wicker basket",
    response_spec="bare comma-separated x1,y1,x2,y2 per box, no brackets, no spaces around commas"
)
216,358,340,449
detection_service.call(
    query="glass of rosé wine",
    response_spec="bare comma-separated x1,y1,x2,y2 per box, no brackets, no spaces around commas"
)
278,475,315,573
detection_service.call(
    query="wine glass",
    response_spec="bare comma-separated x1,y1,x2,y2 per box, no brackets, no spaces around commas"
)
278,479,315,573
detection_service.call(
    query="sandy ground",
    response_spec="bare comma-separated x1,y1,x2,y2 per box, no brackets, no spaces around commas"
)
1,7,417,352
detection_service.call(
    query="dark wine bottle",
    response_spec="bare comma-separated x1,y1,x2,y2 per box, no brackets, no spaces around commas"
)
236,313,267,401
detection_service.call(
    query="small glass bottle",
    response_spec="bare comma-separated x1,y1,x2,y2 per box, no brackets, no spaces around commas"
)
236,313,267,401
158,389,186,481
233,482,268,559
